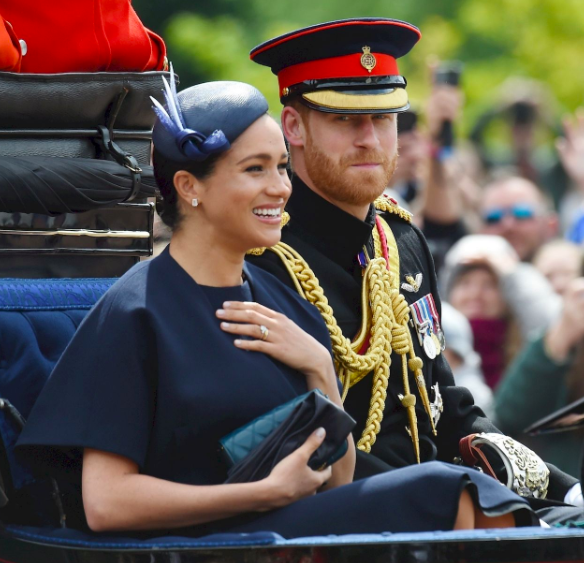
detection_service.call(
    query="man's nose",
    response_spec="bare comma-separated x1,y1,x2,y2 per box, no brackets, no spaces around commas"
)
355,118,380,149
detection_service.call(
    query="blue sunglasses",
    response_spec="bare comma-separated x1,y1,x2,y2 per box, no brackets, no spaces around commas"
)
483,205,538,225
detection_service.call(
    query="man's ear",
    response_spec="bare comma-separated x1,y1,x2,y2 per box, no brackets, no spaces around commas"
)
281,106,307,148
173,170,201,207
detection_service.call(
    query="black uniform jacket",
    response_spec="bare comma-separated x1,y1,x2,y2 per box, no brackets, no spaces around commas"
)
247,176,577,502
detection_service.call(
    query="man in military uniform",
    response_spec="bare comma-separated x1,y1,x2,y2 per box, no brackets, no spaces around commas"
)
246,18,583,521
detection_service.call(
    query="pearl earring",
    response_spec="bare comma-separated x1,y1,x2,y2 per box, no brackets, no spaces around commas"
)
192,198,199,207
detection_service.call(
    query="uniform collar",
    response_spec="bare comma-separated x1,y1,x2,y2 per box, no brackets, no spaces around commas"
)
286,175,376,268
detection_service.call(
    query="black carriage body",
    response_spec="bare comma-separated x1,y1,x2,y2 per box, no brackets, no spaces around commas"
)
0,72,159,278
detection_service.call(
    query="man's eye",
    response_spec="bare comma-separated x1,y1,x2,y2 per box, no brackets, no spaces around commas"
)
336,116,350,122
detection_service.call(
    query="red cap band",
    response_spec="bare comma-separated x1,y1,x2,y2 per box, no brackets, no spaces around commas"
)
278,52,399,95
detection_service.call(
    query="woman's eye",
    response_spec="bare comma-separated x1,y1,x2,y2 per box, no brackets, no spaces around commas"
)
278,162,289,171
245,165,263,172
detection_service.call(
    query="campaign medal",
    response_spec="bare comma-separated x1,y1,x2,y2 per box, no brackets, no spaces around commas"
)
426,293,446,351
410,294,444,359
423,333,438,360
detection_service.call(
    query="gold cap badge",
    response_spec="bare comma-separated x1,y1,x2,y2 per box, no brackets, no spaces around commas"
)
360,46,376,73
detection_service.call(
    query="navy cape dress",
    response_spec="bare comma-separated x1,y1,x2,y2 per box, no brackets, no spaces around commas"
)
17,247,536,537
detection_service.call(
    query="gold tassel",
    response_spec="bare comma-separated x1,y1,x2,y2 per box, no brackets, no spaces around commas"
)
408,356,437,436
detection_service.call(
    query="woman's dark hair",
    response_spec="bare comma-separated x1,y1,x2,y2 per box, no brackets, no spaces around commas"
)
152,148,223,230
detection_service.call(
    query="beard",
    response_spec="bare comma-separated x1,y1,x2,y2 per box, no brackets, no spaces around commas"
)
303,131,398,207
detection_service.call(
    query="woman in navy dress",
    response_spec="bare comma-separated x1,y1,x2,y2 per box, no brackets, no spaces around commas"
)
17,76,537,537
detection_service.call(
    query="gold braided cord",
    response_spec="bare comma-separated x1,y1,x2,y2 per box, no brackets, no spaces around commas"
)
268,243,393,392
373,196,413,223
248,207,433,460
377,219,437,438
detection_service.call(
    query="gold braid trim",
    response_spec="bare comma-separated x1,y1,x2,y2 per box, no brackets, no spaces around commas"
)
247,209,433,460
373,196,413,223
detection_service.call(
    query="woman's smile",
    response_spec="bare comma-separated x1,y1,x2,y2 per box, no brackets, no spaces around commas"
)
252,204,283,224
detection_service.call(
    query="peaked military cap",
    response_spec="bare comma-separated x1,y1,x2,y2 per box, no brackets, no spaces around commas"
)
250,18,421,114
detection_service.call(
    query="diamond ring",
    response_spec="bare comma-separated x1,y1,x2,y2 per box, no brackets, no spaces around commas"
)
259,325,269,341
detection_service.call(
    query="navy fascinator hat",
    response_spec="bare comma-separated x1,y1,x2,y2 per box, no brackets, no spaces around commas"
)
151,68,269,164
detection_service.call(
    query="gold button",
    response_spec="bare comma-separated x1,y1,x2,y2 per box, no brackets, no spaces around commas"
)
282,87,290,97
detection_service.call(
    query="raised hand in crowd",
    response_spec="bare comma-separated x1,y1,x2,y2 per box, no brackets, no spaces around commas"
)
557,109,584,193
544,277,584,363
421,65,466,225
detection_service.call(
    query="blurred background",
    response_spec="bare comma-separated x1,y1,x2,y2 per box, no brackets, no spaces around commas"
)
134,0,584,124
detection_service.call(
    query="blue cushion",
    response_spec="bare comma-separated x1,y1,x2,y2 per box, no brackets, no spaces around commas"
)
0,278,115,493
0,278,116,418
3,523,584,550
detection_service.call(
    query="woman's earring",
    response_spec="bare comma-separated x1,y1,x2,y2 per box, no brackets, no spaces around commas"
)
192,198,199,207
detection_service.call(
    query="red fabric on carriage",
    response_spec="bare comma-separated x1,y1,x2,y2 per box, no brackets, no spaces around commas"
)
0,0,166,73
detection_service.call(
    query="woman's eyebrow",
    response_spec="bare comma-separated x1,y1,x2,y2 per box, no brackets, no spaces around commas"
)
237,153,272,165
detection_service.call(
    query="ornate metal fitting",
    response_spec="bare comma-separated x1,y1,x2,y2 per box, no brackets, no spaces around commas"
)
430,384,443,428
471,433,550,499
360,46,376,73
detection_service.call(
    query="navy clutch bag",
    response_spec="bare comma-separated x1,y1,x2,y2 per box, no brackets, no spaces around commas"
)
220,389,356,484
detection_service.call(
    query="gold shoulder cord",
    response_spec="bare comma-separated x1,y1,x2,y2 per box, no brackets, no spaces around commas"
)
248,199,435,462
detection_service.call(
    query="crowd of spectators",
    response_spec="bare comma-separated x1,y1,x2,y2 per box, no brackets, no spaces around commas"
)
388,69,584,477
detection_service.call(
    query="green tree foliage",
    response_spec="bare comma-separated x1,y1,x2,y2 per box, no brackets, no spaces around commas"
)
133,0,584,125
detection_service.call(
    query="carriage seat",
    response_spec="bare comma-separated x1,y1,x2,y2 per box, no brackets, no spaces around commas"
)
0,278,116,523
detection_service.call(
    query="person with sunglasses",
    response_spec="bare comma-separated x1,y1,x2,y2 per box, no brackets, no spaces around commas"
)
480,176,557,263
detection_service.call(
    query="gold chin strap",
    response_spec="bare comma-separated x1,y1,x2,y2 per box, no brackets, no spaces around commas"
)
247,198,434,462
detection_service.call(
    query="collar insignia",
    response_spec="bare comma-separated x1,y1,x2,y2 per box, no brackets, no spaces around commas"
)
360,46,376,73
401,273,423,293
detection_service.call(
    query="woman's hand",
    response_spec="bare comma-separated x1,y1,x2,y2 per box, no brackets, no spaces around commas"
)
218,301,355,488
217,301,333,385
259,428,333,510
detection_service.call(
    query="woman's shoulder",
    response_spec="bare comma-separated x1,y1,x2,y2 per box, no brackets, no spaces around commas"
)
96,261,150,311
98,251,173,310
